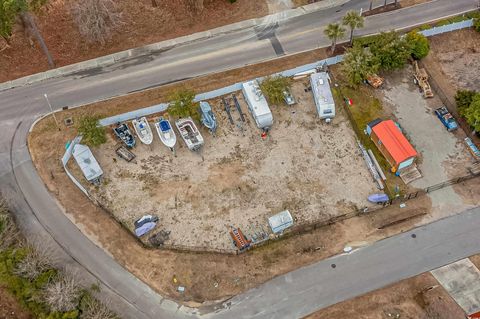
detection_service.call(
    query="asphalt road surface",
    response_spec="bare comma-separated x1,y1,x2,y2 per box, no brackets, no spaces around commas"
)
0,0,478,318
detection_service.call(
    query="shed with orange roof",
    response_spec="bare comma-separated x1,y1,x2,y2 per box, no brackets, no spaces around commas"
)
369,120,417,172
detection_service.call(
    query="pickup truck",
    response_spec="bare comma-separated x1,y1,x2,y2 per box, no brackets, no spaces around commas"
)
434,106,458,131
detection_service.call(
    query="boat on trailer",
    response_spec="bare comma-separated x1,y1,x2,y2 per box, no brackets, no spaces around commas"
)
155,118,177,152
132,117,153,145
175,117,204,151
113,123,136,148
199,101,217,133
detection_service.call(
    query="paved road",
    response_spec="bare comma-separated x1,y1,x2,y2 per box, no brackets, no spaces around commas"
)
0,0,478,318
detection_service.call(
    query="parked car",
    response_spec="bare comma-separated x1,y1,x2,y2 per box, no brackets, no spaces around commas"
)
283,89,296,106
434,106,458,131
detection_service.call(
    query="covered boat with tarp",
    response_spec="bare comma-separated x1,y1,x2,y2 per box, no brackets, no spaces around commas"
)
199,101,217,133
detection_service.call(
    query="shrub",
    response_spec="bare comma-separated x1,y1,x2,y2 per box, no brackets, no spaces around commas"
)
341,45,379,87
474,18,480,33
455,90,476,110
461,93,480,132
368,31,412,70
77,116,106,147
259,75,293,105
167,88,199,119
405,31,429,59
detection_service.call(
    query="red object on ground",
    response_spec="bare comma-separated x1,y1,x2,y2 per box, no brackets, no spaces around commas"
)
470,311,480,318
371,120,417,165
261,131,267,139
347,98,353,106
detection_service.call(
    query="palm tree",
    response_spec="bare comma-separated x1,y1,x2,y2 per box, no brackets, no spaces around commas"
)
342,10,364,46
324,23,345,54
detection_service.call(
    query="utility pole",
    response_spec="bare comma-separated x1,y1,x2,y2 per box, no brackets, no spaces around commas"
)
44,93,60,131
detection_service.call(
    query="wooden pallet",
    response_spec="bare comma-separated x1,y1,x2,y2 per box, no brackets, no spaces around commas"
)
399,164,422,184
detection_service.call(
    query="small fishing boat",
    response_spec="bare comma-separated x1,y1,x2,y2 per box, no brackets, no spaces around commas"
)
199,101,217,133
175,117,204,151
113,123,136,148
132,117,153,145
154,118,176,151
368,193,389,203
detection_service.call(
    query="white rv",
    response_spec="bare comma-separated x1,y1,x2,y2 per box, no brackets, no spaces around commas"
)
310,72,335,122
242,80,273,130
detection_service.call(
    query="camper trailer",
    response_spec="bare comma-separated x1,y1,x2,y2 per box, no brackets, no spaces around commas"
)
310,72,335,122
242,80,273,130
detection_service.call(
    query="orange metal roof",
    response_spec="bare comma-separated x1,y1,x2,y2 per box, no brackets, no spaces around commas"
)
372,120,417,164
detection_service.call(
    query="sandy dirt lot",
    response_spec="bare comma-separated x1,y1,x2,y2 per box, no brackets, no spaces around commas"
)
307,271,466,319
87,80,377,249
27,30,480,302
379,66,476,219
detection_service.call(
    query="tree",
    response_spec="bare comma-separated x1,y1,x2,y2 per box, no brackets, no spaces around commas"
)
342,10,364,45
405,31,429,59
324,23,345,53
461,93,480,132
259,75,293,105
80,296,116,319
0,0,26,43
77,115,107,147
455,89,476,110
43,273,81,312
71,0,122,45
341,45,380,87
0,0,54,67
167,88,198,119
0,198,20,251
14,242,56,280
369,31,411,70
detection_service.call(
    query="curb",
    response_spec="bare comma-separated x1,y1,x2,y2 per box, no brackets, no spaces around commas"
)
0,0,350,92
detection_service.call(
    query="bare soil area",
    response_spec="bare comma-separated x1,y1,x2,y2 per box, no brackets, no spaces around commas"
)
0,287,32,319
306,271,466,319
88,80,376,250
27,30,480,303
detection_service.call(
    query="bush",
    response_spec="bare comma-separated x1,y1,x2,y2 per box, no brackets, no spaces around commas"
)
167,88,199,119
405,31,429,59
455,90,476,110
259,75,293,105
77,116,106,147
461,93,480,132
474,18,480,32
341,45,379,87
368,31,411,71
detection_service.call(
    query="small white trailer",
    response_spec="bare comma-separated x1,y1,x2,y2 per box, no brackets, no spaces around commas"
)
242,80,273,130
310,72,336,122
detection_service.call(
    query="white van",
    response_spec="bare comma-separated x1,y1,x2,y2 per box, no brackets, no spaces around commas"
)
242,80,273,130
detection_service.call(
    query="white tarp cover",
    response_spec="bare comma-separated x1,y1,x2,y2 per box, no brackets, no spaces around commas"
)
72,144,103,182
268,210,293,234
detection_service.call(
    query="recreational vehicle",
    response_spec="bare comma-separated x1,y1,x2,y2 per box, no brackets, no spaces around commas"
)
242,80,273,130
310,72,335,122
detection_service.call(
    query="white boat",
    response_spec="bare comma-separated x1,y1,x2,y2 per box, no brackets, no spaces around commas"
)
175,117,204,151
132,117,153,145
154,118,176,151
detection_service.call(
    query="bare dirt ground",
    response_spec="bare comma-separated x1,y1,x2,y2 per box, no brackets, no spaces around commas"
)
422,28,480,146
0,0,268,83
88,80,376,250
0,287,32,319
27,30,480,303
306,271,466,319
